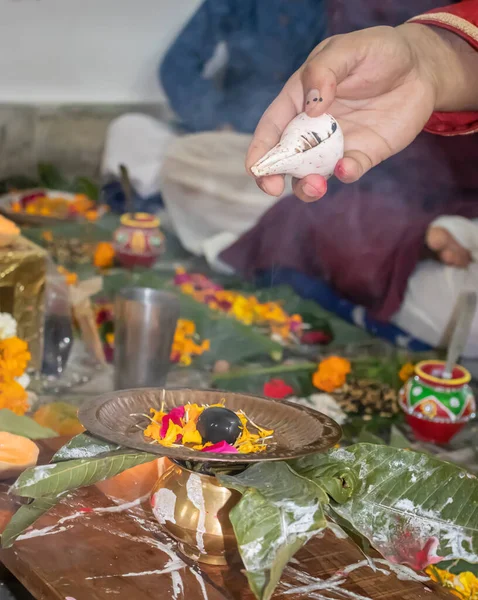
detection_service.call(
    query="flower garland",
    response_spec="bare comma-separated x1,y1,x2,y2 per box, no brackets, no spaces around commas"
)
427,566,478,599
94,302,209,366
0,314,31,415
174,268,303,343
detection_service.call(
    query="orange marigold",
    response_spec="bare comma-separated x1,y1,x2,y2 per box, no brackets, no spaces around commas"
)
399,362,415,382
94,242,115,269
0,380,28,415
0,337,31,380
312,356,351,393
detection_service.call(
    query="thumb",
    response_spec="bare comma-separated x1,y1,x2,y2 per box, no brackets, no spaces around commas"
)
301,39,357,116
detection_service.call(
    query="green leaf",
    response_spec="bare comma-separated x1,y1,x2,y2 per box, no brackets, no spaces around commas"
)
389,426,410,449
37,163,71,191
357,428,386,446
52,433,121,462
254,286,372,347
0,409,57,439
288,455,360,505
219,462,327,600
212,362,316,396
1,495,64,548
10,452,157,498
177,293,283,366
72,176,99,201
316,444,478,565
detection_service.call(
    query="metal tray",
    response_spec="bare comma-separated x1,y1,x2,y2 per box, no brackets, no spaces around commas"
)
79,387,342,464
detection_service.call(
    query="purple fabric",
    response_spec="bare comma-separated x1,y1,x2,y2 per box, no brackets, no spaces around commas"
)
221,132,478,320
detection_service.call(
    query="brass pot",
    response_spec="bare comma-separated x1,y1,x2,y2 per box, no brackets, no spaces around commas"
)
151,464,241,565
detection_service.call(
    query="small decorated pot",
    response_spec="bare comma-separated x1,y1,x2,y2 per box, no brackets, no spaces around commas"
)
113,213,165,268
399,359,475,445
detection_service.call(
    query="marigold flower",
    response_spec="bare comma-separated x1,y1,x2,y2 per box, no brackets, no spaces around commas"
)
0,380,28,415
399,362,415,382
94,242,115,269
0,337,31,380
312,356,351,393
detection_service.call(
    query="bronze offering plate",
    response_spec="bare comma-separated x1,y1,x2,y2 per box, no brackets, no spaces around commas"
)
79,388,342,463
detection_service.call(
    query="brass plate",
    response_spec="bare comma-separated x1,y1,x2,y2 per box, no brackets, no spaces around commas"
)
79,388,342,463
0,189,80,227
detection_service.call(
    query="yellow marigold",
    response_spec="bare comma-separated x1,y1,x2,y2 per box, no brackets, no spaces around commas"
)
42,230,53,243
0,380,28,415
312,356,351,393
94,242,115,269
399,362,416,382
426,566,478,599
106,333,114,346
0,337,31,380
85,209,99,222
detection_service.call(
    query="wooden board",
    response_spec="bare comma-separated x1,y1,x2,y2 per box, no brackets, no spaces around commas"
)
0,439,454,600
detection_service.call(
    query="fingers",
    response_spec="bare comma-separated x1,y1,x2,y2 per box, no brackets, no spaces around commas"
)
334,150,374,184
246,73,303,173
292,175,328,202
302,40,356,117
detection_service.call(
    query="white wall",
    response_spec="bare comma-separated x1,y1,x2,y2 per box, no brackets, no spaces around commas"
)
0,0,201,103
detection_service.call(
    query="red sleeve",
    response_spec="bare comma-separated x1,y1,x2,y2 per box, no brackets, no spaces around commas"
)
408,1,478,136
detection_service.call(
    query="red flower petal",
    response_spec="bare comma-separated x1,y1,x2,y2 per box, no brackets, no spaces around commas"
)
263,379,294,399
201,441,238,453
159,406,186,438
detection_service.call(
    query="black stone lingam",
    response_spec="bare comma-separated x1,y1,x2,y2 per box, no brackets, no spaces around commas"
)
197,407,242,445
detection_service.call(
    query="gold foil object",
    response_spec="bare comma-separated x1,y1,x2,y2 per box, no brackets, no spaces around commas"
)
151,464,241,565
0,236,47,370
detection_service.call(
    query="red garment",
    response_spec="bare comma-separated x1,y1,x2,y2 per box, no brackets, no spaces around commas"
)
410,1,478,135
221,2,478,322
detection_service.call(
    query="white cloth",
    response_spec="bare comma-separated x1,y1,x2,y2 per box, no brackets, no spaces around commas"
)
392,216,478,357
101,114,175,198
160,130,284,256
101,115,285,264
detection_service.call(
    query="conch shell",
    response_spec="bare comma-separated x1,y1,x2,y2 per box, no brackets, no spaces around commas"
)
251,113,344,179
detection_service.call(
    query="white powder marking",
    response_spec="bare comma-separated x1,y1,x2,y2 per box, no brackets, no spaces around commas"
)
152,489,177,525
186,473,206,554
17,525,71,541
17,494,150,541
171,571,184,600
279,557,430,599
86,560,185,580
190,567,209,600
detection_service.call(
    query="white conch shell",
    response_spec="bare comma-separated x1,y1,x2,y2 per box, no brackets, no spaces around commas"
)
251,113,344,179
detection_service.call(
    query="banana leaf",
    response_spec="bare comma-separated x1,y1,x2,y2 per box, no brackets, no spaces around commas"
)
212,363,316,396
1,495,65,548
52,433,120,462
253,286,372,347
0,409,57,439
96,273,284,365
293,444,478,567
10,451,157,498
219,462,327,600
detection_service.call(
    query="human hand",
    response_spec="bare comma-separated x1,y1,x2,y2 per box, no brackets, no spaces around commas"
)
246,24,462,201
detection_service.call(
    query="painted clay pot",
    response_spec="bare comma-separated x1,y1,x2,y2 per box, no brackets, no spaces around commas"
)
150,463,241,565
113,213,165,268
399,359,475,444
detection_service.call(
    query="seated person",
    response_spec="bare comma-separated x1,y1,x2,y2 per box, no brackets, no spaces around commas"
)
101,0,327,219
221,0,478,355
159,0,327,134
